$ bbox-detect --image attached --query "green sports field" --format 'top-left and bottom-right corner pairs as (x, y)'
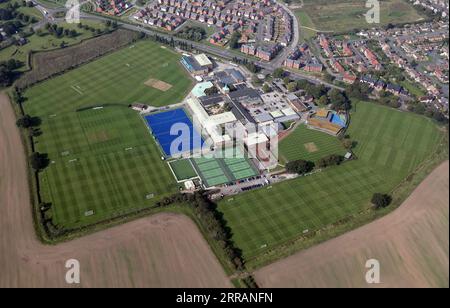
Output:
(169, 159), (198, 182)
(24, 40), (194, 116)
(24, 40), (193, 229)
(279, 124), (347, 163)
(218, 101), (443, 259)
(296, 0), (425, 34)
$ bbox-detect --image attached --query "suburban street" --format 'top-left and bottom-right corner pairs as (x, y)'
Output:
(32, 0), (344, 90)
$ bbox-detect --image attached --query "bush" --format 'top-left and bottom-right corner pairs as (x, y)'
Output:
(286, 159), (315, 175)
(371, 193), (392, 209)
(16, 115), (41, 128)
(273, 68), (285, 79)
(30, 152), (50, 171)
(317, 154), (344, 168)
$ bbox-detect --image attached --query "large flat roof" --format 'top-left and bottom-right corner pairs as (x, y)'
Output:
(191, 81), (214, 98)
(194, 54), (213, 67)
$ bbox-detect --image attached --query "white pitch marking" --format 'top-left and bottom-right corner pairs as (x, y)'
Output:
(71, 85), (83, 95)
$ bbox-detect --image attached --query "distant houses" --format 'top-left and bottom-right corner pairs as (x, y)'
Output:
(283, 45), (323, 73)
(360, 75), (406, 96)
(241, 43), (282, 61)
(96, 0), (132, 16)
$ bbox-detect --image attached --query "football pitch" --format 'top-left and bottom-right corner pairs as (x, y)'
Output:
(279, 124), (347, 163)
(24, 40), (194, 116)
(24, 40), (193, 229)
(218, 101), (443, 259)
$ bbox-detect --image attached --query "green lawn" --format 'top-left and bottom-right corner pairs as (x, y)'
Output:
(24, 40), (194, 116)
(279, 124), (347, 163)
(218, 101), (443, 259)
(37, 0), (66, 8)
(0, 21), (108, 70)
(295, 10), (317, 42)
(16, 5), (44, 21)
(401, 80), (427, 98)
(24, 40), (194, 229)
(296, 0), (425, 33)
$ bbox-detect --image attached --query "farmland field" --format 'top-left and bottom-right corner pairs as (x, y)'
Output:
(24, 40), (194, 229)
(218, 101), (444, 261)
(279, 124), (347, 163)
(295, 0), (425, 34)
(254, 161), (449, 288)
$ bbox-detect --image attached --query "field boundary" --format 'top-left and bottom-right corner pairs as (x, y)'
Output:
(4, 92), (236, 274)
(244, 125), (448, 269)
(15, 29), (139, 90)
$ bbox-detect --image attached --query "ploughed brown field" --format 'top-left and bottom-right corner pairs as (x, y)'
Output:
(254, 161), (449, 288)
(0, 93), (231, 288)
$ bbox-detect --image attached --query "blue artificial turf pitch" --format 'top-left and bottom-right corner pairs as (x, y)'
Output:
(144, 108), (204, 156)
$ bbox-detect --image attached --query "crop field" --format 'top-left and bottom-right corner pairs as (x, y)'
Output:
(254, 161), (449, 287)
(279, 124), (347, 163)
(24, 40), (194, 228)
(296, 0), (425, 33)
(218, 101), (443, 260)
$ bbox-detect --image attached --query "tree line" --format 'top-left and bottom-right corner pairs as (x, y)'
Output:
(0, 59), (22, 87)
(155, 191), (245, 272)
(175, 26), (206, 42)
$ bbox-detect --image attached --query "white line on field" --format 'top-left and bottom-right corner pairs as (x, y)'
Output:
(71, 86), (83, 95)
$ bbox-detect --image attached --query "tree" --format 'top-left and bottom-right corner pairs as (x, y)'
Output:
(324, 73), (335, 83)
(287, 81), (298, 92)
(286, 160), (315, 175)
(30, 152), (49, 171)
(346, 81), (371, 100)
(317, 95), (330, 106)
(329, 89), (351, 111)
(342, 138), (353, 150)
(371, 193), (392, 209)
(273, 68), (284, 79)
(262, 83), (271, 93)
(245, 62), (258, 73)
(228, 31), (241, 49)
(307, 84), (327, 99)
(16, 115), (40, 128)
(0, 65), (13, 87)
(317, 154), (344, 168)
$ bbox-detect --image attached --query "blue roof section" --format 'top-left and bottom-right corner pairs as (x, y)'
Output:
(181, 56), (203, 73)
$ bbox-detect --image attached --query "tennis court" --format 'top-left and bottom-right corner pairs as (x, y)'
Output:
(144, 108), (204, 156)
(191, 147), (259, 187)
